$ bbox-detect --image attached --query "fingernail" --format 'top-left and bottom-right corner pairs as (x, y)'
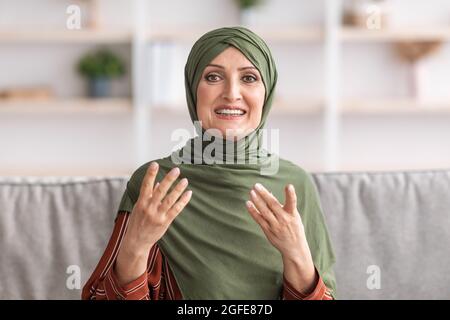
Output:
(150, 162), (158, 170)
(250, 190), (257, 198)
(170, 167), (180, 176)
(246, 201), (252, 208)
(254, 183), (263, 191)
(289, 184), (295, 192)
(186, 190), (192, 197)
(180, 178), (188, 186)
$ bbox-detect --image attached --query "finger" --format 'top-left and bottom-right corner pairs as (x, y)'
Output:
(158, 178), (189, 214)
(283, 184), (297, 214)
(253, 183), (285, 218)
(246, 200), (270, 231)
(151, 167), (180, 207)
(166, 190), (193, 220)
(140, 162), (159, 199)
(250, 189), (278, 228)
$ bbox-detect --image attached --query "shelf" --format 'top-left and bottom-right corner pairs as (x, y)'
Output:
(0, 27), (322, 45)
(7, 26), (441, 44)
(0, 166), (134, 177)
(5, 26), (450, 44)
(150, 98), (323, 116)
(341, 26), (450, 42)
(334, 162), (450, 173)
(341, 99), (450, 115)
(0, 29), (132, 44)
(4, 97), (444, 116)
(0, 98), (133, 114)
(147, 26), (323, 43)
(150, 98), (450, 116)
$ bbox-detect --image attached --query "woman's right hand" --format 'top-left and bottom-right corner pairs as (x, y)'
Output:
(124, 162), (192, 256)
(114, 162), (192, 286)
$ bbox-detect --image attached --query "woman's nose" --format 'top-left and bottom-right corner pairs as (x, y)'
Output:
(222, 79), (242, 102)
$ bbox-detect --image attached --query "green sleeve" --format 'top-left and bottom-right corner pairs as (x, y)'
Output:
(117, 182), (135, 214)
(298, 171), (338, 299)
(116, 161), (162, 216)
(116, 166), (146, 215)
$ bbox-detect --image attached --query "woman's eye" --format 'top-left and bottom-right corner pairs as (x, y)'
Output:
(205, 74), (221, 82)
(242, 75), (257, 83)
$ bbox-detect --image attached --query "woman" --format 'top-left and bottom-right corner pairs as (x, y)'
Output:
(82, 26), (336, 300)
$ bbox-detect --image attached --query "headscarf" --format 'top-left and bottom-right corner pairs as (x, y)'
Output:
(176, 26), (277, 166)
(118, 26), (337, 299)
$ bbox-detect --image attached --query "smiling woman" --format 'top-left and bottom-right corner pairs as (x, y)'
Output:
(82, 26), (336, 300)
(196, 46), (265, 140)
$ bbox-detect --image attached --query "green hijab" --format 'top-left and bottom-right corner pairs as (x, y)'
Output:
(118, 26), (337, 299)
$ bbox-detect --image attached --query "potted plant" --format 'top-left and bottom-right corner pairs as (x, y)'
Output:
(77, 49), (125, 98)
(235, 0), (265, 27)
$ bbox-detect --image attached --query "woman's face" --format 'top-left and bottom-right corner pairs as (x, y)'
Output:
(196, 46), (266, 141)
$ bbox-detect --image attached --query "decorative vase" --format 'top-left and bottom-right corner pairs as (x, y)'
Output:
(88, 77), (111, 98)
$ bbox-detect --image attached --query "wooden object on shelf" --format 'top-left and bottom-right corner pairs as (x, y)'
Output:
(0, 87), (54, 100)
(343, 0), (390, 30)
(394, 41), (443, 101)
(73, 0), (101, 29)
(88, 0), (101, 29)
(343, 11), (388, 30)
(394, 41), (442, 63)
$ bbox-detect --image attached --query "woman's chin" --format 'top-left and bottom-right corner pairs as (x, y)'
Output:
(204, 124), (253, 141)
(222, 129), (251, 141)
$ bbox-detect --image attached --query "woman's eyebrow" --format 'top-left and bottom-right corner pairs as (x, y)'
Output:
(206, 64), (257, 71)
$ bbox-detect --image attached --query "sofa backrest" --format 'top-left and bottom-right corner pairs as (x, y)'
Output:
(312, 170), (450, 299)
(0, 177), (127, 300)
(1, 170), (449, 299)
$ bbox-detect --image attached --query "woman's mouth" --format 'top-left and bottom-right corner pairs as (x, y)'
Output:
(214, 107), (246, 120)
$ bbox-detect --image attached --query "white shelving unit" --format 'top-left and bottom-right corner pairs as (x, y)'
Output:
(1, 0), (449, 175)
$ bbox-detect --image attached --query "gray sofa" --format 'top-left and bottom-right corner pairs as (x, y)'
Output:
(1, 170), (449, 299)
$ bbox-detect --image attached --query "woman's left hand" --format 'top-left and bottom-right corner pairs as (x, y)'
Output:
(246, 183), (309, 260)
(246, 183), (318, 293)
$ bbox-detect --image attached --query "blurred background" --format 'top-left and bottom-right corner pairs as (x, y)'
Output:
(0, 0), (450, 176)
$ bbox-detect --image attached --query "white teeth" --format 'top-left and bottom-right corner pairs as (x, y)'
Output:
(215, 109), (245, 115)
